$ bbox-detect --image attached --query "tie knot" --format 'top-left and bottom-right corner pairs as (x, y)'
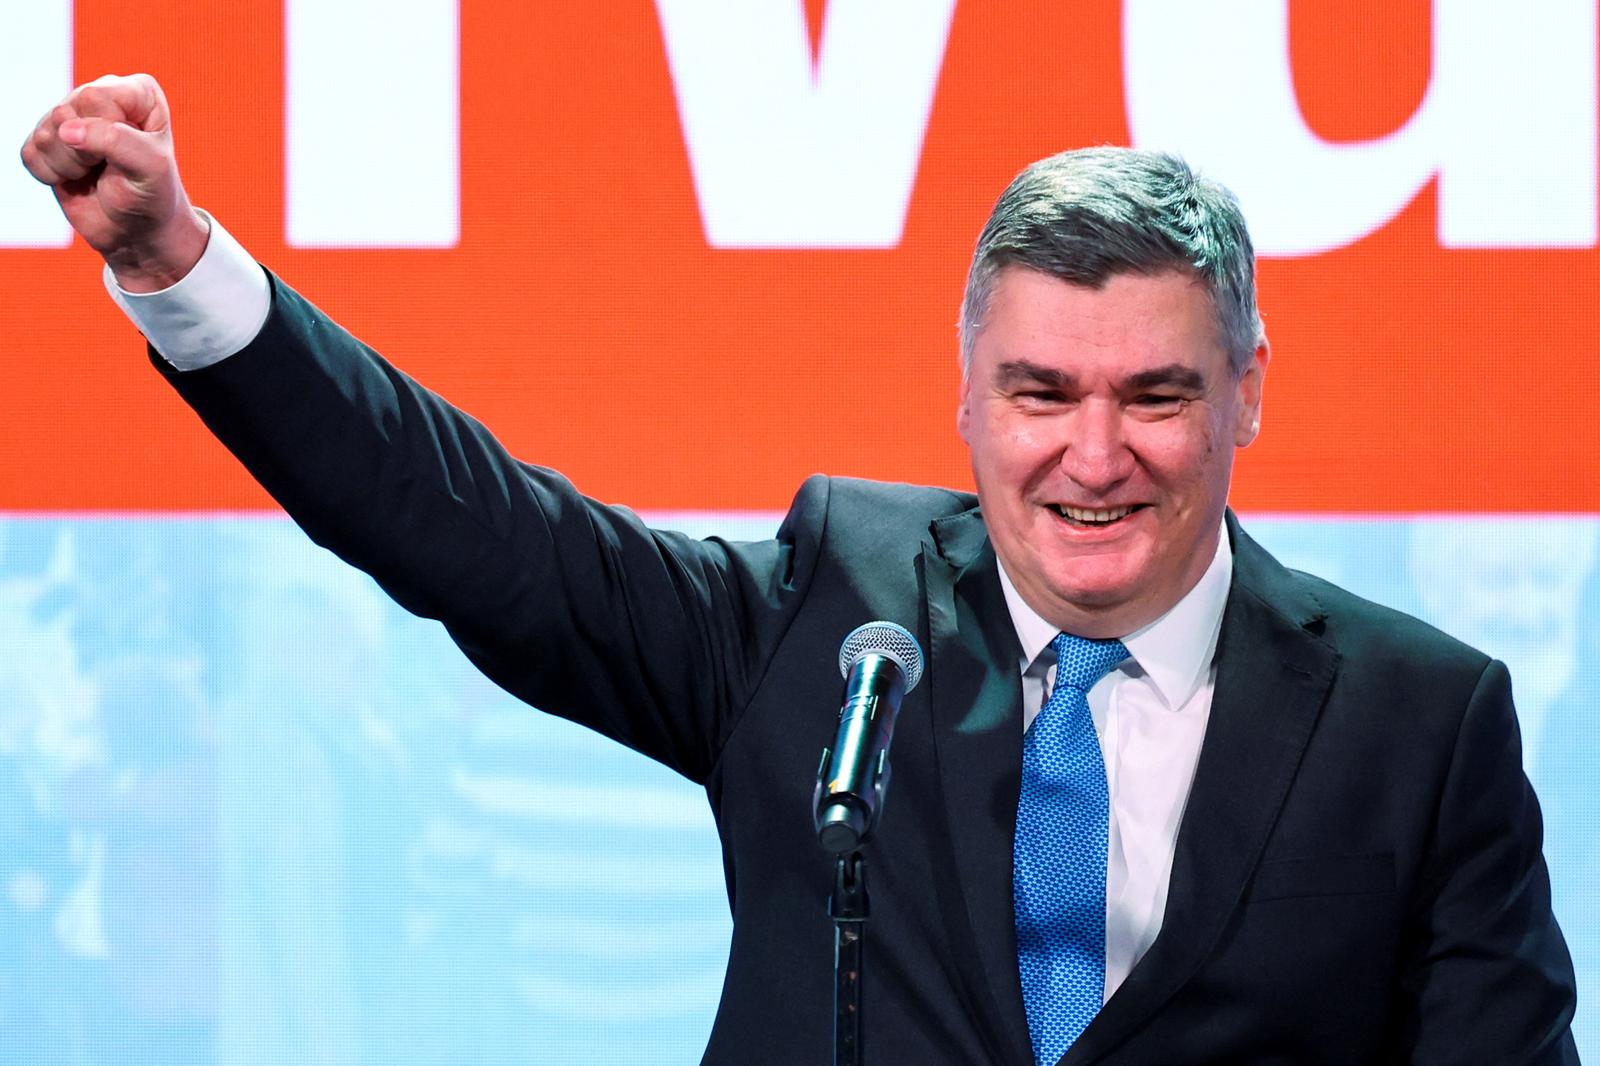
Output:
(1050, 632), (1128, 693)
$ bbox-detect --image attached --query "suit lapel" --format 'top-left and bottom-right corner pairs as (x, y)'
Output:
(922, 508), (1036, 1065)
(1065, 515), (1341, 1064)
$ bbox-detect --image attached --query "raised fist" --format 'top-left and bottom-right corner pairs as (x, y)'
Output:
(19, 73), (208, 292)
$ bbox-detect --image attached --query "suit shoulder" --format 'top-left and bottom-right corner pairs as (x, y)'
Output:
(1289, 568), (1491, 678)
(781, 475), (976, 534)
(822, 475), (975, 516)
(770, 476), (977, 590)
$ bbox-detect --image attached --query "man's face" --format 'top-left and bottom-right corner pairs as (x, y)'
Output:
(958, 267), (1267, 638)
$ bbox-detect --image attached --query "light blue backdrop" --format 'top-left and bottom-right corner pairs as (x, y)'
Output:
(0, 512), (1593, 1063)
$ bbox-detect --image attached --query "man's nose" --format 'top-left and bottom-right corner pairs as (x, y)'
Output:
(1060, 401), (1134, 493)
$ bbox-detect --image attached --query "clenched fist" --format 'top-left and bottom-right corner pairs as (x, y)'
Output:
(19, 73), (208, 293)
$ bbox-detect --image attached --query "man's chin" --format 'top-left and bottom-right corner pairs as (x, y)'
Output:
(1045, 581), (1140, 613)
(1043, 550), (1148, 600)
(997, 535), (1153, 624)
(1021, 563), (1139, 615)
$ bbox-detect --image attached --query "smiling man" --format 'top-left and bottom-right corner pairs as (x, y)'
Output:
(23, 77), (1578, 1064)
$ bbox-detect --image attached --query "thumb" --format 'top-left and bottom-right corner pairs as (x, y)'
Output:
(58, 117), (165, 182)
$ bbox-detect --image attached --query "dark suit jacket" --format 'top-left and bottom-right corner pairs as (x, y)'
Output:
(156, 275), (1578, 1064)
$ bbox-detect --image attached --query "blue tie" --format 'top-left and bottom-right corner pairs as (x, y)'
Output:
(1014, 632), (1128, 1065)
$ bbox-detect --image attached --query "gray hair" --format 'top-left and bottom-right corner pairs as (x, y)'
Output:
(959, 147), (1263, 375)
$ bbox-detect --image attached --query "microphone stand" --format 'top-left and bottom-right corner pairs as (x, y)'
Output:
(830, 850), (869, 1066)
(817, 624), (926, 1066)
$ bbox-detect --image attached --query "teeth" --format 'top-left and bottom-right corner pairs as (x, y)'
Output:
(1054, 504), (1134, 524)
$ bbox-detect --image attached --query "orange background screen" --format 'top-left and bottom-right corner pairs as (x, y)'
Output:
(3, 0), (1596, 514)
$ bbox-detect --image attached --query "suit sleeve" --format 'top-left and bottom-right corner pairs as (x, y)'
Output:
(1395, 658), (1579, 1064)
(151, 272), (823, 783)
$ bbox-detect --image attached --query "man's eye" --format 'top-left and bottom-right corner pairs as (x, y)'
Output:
(1132, 395), (1187, 414)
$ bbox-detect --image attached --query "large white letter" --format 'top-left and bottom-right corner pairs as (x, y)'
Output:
(286, 0), (459, 247)
(656, 0), (956, 248)
(1, 1), (73, 248)
(1124, 0), (1597, 256)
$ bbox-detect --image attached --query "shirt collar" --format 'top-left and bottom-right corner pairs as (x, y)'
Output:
(996, 522), (1234, 711)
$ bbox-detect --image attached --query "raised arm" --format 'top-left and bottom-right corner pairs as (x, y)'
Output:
(155, 275), (818, 780)
(21, 74), (819, 783)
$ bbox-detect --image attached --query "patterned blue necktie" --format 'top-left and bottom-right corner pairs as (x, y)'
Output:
(1014, 632), (1128, 1065)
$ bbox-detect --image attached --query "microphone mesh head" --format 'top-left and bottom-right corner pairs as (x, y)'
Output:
(837, 621), (925, 691)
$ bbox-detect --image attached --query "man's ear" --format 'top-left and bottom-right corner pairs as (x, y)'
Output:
(1234, 341), (1270, 447)
(956, 369), (973, 444)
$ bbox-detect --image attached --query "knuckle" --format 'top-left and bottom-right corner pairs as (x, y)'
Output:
(49, 102), (75, 127)
(133, 72), (164, 104)
(25, 154), (63, 183)
(77, 85), (106, 111)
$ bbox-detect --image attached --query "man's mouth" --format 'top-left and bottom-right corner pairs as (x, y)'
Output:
(1047, 503), (1147, 528)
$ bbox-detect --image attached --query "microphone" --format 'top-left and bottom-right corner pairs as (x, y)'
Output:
(814, 621), (926, 855)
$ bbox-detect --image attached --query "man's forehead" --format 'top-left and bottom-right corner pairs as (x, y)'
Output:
(975, 267), (1230, 376)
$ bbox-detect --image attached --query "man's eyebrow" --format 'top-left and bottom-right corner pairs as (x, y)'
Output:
(1123, 364), (1207, 392)
(995, 361), (1076, 390)
(994, 360), (1208, 393)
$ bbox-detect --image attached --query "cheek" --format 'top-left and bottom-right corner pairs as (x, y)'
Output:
(1005, 421), (1057, 460)
(980, 417), (1059, 476)
(1127, 420), (1214, 472)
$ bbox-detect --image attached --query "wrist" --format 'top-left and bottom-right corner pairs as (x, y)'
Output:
(106, 208), (211, 294)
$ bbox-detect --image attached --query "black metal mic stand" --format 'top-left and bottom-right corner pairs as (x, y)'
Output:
(830, 850), (869, 1066)
(817, 623), (927, 1066)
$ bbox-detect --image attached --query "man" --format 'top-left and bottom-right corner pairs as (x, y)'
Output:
(23, 74), (1577, 1063)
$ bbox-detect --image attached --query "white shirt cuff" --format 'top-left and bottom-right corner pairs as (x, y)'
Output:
(102, 209), (272, 371)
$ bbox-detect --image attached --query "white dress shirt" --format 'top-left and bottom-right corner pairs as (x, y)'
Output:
(998, 530), (1231, 1003)
(104, 211), (270, 370)
(108, 212), (1232, 1008)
